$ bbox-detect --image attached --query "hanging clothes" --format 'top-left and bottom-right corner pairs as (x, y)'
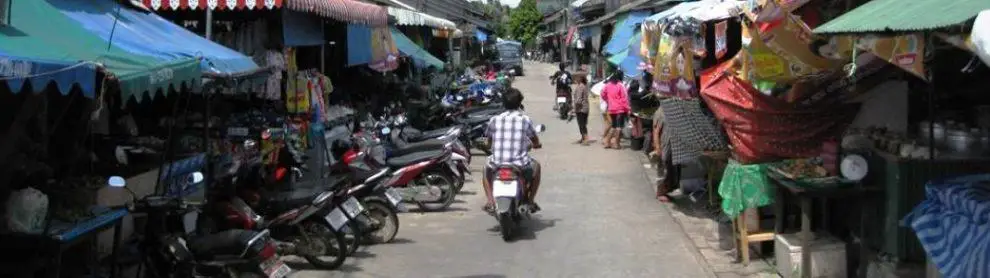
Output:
(254, 49), (285, 100)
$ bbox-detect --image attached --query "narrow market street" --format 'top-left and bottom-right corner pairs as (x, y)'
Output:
(292, 61), (713, 278)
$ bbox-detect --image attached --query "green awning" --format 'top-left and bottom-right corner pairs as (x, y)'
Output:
(0, 0), (201, 102)
(814, 0), (990, 34)
(607, 49), (629, 65)
(390, 27), (445, 69)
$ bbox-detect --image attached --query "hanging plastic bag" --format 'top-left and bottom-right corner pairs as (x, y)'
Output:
(3, 187), (48, 234)
(590, 79), (607, 96)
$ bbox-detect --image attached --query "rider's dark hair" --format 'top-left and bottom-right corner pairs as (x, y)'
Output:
(502, 88), (524, 110)
(558, 63), (567, 71)
(609, 72), (623, 83)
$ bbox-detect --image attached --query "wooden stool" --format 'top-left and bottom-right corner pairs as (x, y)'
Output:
(734, 208), (775, 266)
(703, 151), (729, 208)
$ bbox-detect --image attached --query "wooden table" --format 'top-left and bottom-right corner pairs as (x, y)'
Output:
(769, 173), (882, 278)
(0, 208), (127, 278)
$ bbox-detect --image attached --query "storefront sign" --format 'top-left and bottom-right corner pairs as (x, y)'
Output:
(0, 58), (33, 78)
(737, 25), (797, 82)
(754, 5), (836, 76)
(148, 68), (175, 85)
(715, 21), (728, 59)
(856, 34), (926, 79)
(744, 0), (786, 23)
(692, 25), (707, 57)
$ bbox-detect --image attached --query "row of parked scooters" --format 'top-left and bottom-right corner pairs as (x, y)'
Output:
(103, 73), (511, 278)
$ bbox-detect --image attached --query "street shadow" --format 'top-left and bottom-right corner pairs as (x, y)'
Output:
(458, 190), (478, 195)
(486, 216), (560, 242)
(446, 275), (508, 278)
(406, 206), (470, 213)
(669, 192), (720, 220)
(285, 261), (364, 273)
(387, 238), (416, 244)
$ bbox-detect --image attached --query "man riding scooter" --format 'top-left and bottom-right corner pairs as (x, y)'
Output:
(481, 88), (543, 213)
(550, 63), (573, 118)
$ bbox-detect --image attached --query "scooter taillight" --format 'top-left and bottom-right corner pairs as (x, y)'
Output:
(258, 242), (277, 260)
(497, 169), (515, 180)
(343, 149), (359, 165)
(274, 167), (287, 181)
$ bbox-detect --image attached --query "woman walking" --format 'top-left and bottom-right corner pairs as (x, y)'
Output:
(600, 74), (629, 149)
(571, 74), (591, 145)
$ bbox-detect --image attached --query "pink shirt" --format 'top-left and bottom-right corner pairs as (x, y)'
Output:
(601, 82), (630, 114)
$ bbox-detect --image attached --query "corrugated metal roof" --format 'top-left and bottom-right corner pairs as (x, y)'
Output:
(814, 0), (990, 34)
(577, 0), (676, 28)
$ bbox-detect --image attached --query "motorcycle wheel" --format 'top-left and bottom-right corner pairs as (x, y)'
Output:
(498, 212), (514, 241)
(300, 220), (348, 270)
(559, 104), (569, 120)
(415, 172), (458, 211)
(360, 200), (399, 244)
(343, 219), (362, 256)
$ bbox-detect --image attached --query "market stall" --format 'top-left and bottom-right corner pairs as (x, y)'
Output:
(812, 0), (990, 276)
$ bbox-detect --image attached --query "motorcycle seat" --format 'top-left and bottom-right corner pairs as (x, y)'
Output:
(455, 116), (491, 126)
(386, 150), (447, 168)
(404, 126), (458, 142)
(262, 186), (327, 215)
(389, 140), (449, 157)
(186, 229), (262, 260)
(463, 104), (503, 115)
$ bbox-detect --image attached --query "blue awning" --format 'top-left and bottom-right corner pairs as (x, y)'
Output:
(390, 27), (445, 69)
(51, 0), (259, 76)
(475, 30), (489, 42)
(0, 53), (98, 97)
(603, 10), (651, 55)
(606, 31), (644, 78)
(283, 10), (325, 47)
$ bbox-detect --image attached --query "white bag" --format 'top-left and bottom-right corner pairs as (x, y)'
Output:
(3, 187), (49, 234)
(590, 80), (606, 96)
(973, 10), (990, 67)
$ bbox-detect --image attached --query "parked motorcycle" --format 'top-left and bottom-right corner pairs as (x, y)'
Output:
(107, 174), (293, 278)
(489, 124), (547, 241)
(209, 148), (351, 270)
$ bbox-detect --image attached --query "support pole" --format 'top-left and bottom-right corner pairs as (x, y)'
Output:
(320, 23), (326, 73)
(205, 9), (213, 40)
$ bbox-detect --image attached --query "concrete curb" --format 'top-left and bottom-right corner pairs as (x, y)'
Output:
(635, 153), (721, 278)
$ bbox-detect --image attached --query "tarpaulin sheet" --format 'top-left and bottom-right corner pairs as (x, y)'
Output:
(57, 0), (258, 76)
(390, 27), (444, 69)
(903, 174), (990, 278)
(3, 0), (201, 102)
(699, 62), (859, 164)
(603, 10), (651, 55)
(283, 10), (325, 47)
(0, 52), (97, 97)
(347, 24), (399, 72)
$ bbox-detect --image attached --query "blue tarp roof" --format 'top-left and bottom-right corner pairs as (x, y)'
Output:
(52, 0), (259, 75)
(390, 27), (445, 69)
(0, 52), (98, 97)
(603, 10), (651, 55)
(476, 30), (489, 42)
(606, 31), (644, 78)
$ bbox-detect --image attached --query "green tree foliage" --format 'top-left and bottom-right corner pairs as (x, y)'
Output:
(506, 0), (541, 46)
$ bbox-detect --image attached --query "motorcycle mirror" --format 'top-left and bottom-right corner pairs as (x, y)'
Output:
(243, 139), (257, 149)
(535, 124), (547, 133)
(188, 172), (205, 184)
(107, 176), (127, 188)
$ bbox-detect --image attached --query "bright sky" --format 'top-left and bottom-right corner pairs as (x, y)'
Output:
(470, 0), (521, 8)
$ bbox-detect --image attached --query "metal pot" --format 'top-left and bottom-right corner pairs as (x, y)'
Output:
(945, 128), (978, 152)
(918, 121), (945, 145)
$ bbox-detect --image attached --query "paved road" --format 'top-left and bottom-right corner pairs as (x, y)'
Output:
(293, 61), (712, 278)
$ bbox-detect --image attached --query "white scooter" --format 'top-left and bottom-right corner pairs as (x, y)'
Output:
(490, 124), (546, 241)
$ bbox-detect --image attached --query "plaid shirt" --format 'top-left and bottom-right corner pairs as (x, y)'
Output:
(485, 110), (536, 166)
